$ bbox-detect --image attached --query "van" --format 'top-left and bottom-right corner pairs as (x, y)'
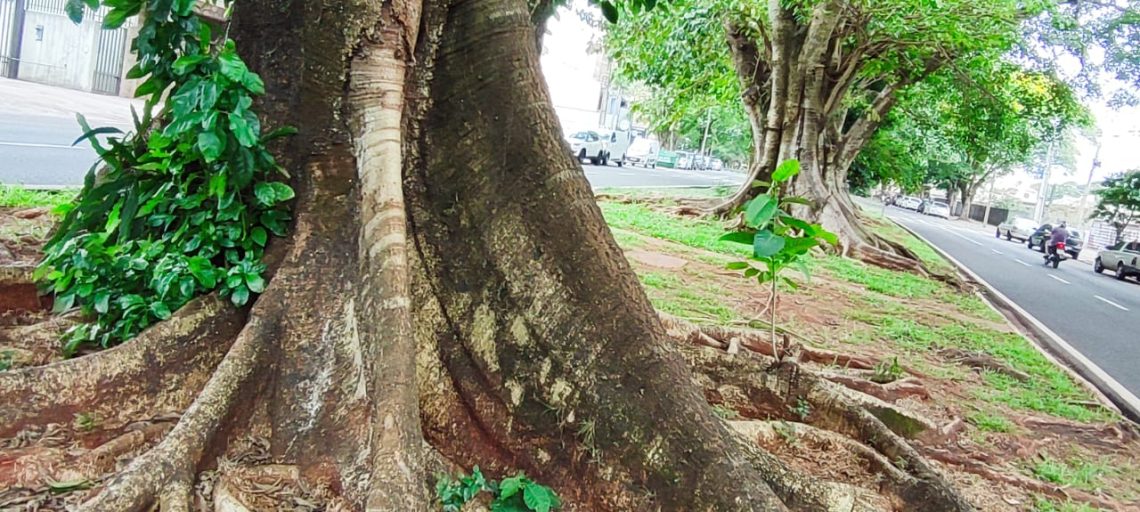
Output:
(598, 128), (634, 167)
(624, 138), (661, 168)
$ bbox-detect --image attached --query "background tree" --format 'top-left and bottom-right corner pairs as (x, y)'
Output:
(1091, 170), (1140, 244)
(606, 0), (1137, 270)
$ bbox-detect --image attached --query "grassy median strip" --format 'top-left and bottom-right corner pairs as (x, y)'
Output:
(599, 198), (1114, 423)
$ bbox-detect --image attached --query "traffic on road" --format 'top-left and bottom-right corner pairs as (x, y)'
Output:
(879, 203), (1140, 399)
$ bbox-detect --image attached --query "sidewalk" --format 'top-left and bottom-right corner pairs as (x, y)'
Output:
(0, 78), (141, 126)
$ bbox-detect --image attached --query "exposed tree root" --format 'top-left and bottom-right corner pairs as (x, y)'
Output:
(1016, 416), (1139, 452)
(920, 447), (1130, 511)
(76, 308), (272, 511)
(819, 372), (931, 402)
(676, 329), (973, 510)
(940, 348), (1031, 382)
(731, 419), (912, 490)
(0, 295), (244, 438)
(661, 312), (878, 369)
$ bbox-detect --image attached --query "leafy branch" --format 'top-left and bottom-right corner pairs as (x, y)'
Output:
(38, 0), (294, 353)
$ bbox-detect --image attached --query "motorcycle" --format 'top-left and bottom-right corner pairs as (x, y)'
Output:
(1043, 242), (1066, 268)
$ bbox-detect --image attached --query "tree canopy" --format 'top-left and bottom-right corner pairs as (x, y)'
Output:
(1091, 170), (1140, 243)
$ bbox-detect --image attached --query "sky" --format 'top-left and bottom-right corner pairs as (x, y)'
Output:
(539, 3), (1140, 186)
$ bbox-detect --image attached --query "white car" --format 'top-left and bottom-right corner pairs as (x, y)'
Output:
(597, 128), (634, 167)
(896, 196), (922, 210)
(624, 137), (660, 168)
(995, 217), (1038, 242)
(926, 202), (950, 219)
(566, 131), (607, 165)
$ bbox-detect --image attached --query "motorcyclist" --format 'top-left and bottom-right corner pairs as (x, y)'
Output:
(1044, 221), (1068, 265)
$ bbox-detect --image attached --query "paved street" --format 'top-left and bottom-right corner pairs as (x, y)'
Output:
(880, 204), (1140, 397)
(583, 163), (745, 189)
(0, 78), (137, 188)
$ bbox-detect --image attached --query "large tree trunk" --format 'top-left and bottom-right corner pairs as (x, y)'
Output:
(0, 0), (975, 510)
(712, 0), (938, 271)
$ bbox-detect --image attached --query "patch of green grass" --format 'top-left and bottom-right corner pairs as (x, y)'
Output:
(638, 271), (682, 290)
(599, 202), (749, 258)
(610, 228), (647, 249)
(967, 410), (1015, 433)
(819, 256), (942, 298)
(0, 185), (75, 209)
(1031, 455), (1116, 492)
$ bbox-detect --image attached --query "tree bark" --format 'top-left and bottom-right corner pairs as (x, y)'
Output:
(0, 0), (974, 510)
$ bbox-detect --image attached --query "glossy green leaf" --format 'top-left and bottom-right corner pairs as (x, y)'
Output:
(752, 230), (785, 258)
(719, 231), (754, 245)
(743, 194), (777, 228)
(771, 160), (800, 183)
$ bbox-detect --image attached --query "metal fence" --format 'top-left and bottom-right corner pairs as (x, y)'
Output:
(0, 0), (128, 94)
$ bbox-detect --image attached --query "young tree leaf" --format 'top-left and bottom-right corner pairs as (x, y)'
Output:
(752, 230), (786, 258)
(65, 0), (86, 23)
(718, 231), (754, 245)
(771, 159), (800, 183)
(498, 475), (527, 499)
(725, 261), (750, 270)
(744, 195), (777, 228)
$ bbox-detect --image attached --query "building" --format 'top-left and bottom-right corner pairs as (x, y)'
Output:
(0, 0), (132, 95)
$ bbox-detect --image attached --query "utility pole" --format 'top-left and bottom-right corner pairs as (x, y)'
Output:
(699, 110), (712, 156)
(1032, 126), (1058, 223)
(1074, 140), (1102, 231)
(982, 177), (996, 226)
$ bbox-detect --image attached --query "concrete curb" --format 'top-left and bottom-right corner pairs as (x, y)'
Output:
(892, 218), (1140, 424)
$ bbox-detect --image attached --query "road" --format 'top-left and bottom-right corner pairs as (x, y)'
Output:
(0, 113), (126, 187)
(582, 163), (745, 189)
(881, 204), (1140, 397)
(0, 117), (745, 189)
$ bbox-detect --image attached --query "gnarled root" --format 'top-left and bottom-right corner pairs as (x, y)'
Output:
(0, 295), (244, 438)
(818, 372), (931, 402)
(920, 447), (1129, 511)
(76, 308), (273, 511)
(940, 348), (1030, 382)
(679, 337), (973, 511)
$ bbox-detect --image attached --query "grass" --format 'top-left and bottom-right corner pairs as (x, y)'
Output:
(0, 185), (75, 210)
(967, 410), (1016, 433)
(599, 198), (1114, 423)
(598, 202), (750, 258)
(1033, 497), (1103, 512)
(1030, 455), (1116, 492)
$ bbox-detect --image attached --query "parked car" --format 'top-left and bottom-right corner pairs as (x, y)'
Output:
(1094, 240), (1140, 281)
(896, 196), (922, 210)
(1027, 224), (1083, 259)
(624, 137), (661, 168)
(925, 202), (951, 219)
(996, 217), (1038, 242)
(566, 131), (607, 165)
(675, 151), (695, 170)
(710, 158), (724, 171)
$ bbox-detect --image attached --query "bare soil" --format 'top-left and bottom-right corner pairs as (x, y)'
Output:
(0, 207), (61, 369)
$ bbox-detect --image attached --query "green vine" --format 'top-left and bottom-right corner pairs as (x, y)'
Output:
(435, 467), (561, 512)
(37, 0), (293, 354)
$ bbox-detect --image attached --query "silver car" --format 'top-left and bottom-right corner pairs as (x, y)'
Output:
(996, 217), (1038, 242)
(1094, 241), (1140, 281)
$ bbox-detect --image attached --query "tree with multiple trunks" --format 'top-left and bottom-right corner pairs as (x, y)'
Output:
(1090, 170), (1140, 244)
(606, 0), (1138, 271)
(0, 0), (984, 511)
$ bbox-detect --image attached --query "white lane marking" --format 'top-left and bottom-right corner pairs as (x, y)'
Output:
(1015, 259), (1031, 267)
(1048, 275), (1071, 284)
(0, 141), (85, 150)
(939, 227), (982, 246)
(1094, 295), (1130, 311)
(991, 249), (1004, 255)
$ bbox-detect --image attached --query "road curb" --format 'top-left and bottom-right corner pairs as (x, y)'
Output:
(892, 218), (1140, 424)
